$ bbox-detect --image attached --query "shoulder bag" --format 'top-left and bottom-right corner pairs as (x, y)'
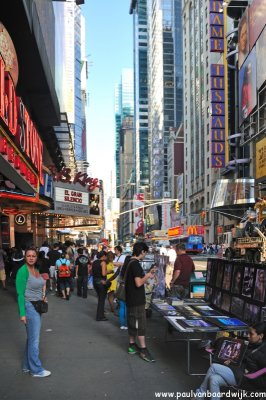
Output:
(115, 261), (132, 302)
(31, 300), (48, 314)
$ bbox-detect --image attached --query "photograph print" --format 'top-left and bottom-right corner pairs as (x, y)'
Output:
(243, 302), (261, 325)
(232, 264), (243, 294)
(230, 297), (244, 320)
(242, 266), (255, 298)
(89, 193), (100, 216)
(254, 268), (266, 303)
(221, 293), (231, 313)
(222, 263), (232, 291)
(215, 261), (224, 288)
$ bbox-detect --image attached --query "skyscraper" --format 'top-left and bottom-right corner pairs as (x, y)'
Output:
(130, 0), (150, 191)
(147, 0), (183, 200)
(115, 68), (134, 197)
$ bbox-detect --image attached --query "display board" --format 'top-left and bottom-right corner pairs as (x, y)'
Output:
(205, 259), (266, 324)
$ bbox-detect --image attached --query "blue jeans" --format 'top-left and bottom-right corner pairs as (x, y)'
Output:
(119, 300), (127, 327)
(22, 301), (44, 374)
(196, 363), (237, 400)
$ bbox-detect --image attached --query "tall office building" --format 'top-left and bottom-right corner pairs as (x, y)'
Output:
(130, 0), (150, 191)
(183, 0), (218, 242)
(53, 2), (88, 171)
(147, 0), (183, 200)
(115, 69), (134, 197)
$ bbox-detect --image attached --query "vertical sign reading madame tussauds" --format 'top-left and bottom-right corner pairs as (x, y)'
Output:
(209, 1), (226, 168)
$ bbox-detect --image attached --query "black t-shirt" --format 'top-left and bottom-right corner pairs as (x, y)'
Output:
(125, 259), (145, 307)
(38, 258), (50, 274)
(76, 255), (89, 277)
(47, 250), (61, 266)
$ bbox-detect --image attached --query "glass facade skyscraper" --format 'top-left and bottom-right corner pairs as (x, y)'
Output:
(147, 0), (183, 199)
(115, 69), (134, 197)
(130, 0), (150, 191)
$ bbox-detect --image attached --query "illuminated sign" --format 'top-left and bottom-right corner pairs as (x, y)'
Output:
(0, 53), (43, 185)
(209, 1), (226, 169)
(15, 214), (26, 225)
(50, 166), (101, 192)
(54, 186), (89, 217)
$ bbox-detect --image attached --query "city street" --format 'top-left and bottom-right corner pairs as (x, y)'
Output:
(0, 285), (208, 400)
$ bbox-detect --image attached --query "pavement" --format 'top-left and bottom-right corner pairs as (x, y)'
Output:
(0, 284), (209, 400)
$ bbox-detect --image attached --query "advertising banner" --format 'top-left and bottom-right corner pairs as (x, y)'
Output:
(256, 26), (266, 89)
(211, 179), (255, 208)
(249, 0), (266, 51)
(256, 137), (266, 180)
(239, 48), (257, 125)
(238, 9), (249, 69)
(134, 193), (144, 235)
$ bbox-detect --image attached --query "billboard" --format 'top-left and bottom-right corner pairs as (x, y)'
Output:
(239, 48), (257, 125)
(256, 26), (266, 89)
(211, 179), (255, 209)
(134, 193), (144, 235)
(238, 9), (249, 69)
(54, 186), (89, 216)
(249, 0), (266, 51)
(256, 137), (266, 180)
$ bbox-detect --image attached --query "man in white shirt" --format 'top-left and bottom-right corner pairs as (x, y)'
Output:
(167, 246), (177, 266)
(113, 245), (126, 272)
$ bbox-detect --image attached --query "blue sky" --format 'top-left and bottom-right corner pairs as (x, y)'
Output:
(84, 1), (133, 195)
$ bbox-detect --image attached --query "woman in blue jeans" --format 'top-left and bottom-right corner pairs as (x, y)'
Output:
(16, 248), (50, 378)
(195, 322), (266, 399)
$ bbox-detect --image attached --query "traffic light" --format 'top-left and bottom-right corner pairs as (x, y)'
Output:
(175, 201), (180, 213)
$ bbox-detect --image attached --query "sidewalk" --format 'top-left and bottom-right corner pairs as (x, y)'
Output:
(0, 285), (206, 400)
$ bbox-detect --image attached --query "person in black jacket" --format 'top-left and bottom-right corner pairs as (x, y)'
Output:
(92, 251), (108, 321)
(195, 322), (266, 398)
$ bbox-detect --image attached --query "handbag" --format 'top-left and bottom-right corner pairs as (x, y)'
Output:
(31, 300), (48, 314)
(115, 261), (132, 302)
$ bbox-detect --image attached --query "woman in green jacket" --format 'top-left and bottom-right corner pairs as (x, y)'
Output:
(16, 248), (51, 378)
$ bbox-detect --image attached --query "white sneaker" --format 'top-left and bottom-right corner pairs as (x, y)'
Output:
(32, 370), (51, 378)
(120, 326), (128, 330)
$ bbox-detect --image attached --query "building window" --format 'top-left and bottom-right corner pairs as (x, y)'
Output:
(207, 157), (209, 168)
(207, 192), (210, 204)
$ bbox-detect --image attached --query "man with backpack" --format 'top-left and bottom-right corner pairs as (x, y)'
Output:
(75, 248), (90, 298)
(56, 252), (71, 300)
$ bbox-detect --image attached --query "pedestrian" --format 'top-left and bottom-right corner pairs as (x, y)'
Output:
(38, 251), (50, 294)
(106, 251), (116, 312)
(39, 241), (50, 259)
(125, 242), (156, 362)
(195, 322), (266, 397)
(0, 246), (7, 290)
(75, 248), (90, 298)
(10, 249), (24, 283)
(113, 245), (126, 272)
(15, 247), (51, 378)
(47, 243), (61, 291)
(56, 252), (71, 300)
(169, 243), (195, 299)
(92, 251), (109, 321)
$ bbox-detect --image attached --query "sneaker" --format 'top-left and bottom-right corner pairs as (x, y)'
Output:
(32, 370), (51, 378)
(128, 343), (139, 355)
(139, 348), (155, 362)
(66, 294), (70, 300)
(120, 326), (127, 330)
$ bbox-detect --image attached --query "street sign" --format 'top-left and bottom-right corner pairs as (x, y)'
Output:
(15, 214), (26, 225)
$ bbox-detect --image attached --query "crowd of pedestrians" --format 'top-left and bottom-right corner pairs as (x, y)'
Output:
(0, 240), (161, 378)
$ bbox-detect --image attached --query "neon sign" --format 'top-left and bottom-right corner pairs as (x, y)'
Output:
(50, 166), (102, 192)
(0, 53), (43, 185)
(209, 1), (226, 168)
